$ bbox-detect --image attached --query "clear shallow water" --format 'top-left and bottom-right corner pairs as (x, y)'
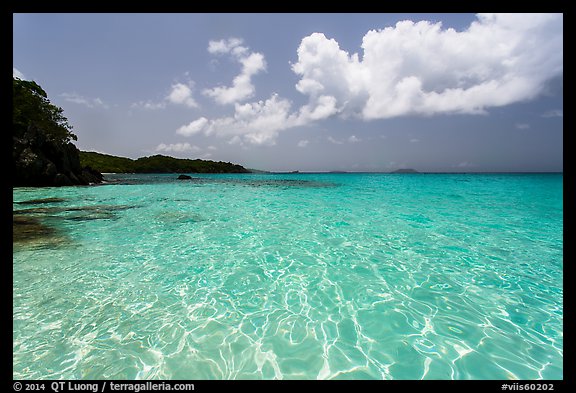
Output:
(13, 173), (563, 380)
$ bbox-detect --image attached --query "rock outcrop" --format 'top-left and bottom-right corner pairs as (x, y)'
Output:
(13, 124), (103, 187)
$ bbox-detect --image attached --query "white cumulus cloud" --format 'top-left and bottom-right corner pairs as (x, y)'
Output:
(208, 37), (247, 56)
(348, 135), (361, 143)
(177, 14), (562, 146)
(204, 38), (267, 105)
(292, 13), (563, 120)
(167, 82), (198, 108)
(297, 140), (309, 147)
(177, 94), (298, 145)
(176, 117), (209, 136)
(297, 95), (339, 122)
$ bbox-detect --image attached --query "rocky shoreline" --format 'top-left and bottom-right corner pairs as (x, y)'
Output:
(13, 124), (103, 187)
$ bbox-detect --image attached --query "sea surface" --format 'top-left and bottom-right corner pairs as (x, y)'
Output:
(13, 173), (563, 380)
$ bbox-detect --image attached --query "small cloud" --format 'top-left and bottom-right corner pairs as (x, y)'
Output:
(182, 93), (294, 146)
(13, 67), (25, 79)
(155, 142), (200, 153)
(208, 38), (246, 55)
(200, 152), (213, 159)
(207, 145), (217, 151)
(176, 117), (209, 137)
(131, 100), (166, 110)
(134, 77), (197, 110)
(348, 135), (361, 143)
(410, 138), (420, 143)
(203, 38), (267, 105)
(228, 136), (244, 145)
(515, 123), (530, 130)
(542, 109), (563, 118)
(208, 58), (220, 72)
(297, 139), (309, 148)
(456, 161), (475, 168)
(167, 82), (198, 108)
(328, 136), (343, 145)
(61, 93), (109, 109)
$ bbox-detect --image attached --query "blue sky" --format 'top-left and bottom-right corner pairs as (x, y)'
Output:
(13, 13), (563, 172)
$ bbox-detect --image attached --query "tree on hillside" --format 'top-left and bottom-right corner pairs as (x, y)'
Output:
(13, 77), (103, 186)
(13, 77), (77, 143)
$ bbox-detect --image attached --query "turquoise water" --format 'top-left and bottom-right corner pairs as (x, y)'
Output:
(13, 173), (563, 380)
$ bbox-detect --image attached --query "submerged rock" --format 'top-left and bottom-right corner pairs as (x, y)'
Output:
(13, 215), (56, 243)
(13, 203), (136, 248)
(13, 214), (71, 250)
(177, 174), (192, 180)
(15, 197), (66, 205)
(14, 204), (137, 218)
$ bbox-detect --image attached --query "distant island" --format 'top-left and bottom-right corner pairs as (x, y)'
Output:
(391, 168), (419, 173)
(80, 151), (249, 174)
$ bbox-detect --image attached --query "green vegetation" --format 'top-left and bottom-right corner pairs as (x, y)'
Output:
(78, 152), (134, 173)
(13, 77), (102, 186)
(13, 75), (248, 182)
(80, 151), (250, 174)
(13, 77), (77, 143)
